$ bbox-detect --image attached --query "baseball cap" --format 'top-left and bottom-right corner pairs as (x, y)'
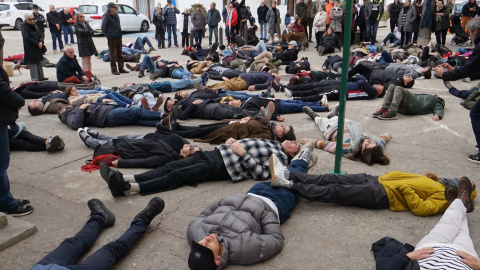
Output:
(288, 40), (297, 46)
(107, 2), (118, 9)
(188, 241), (216, 270)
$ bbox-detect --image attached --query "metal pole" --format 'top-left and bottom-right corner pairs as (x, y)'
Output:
(219, 27), (223, 46)
(330, 0), (353, 175)
(244, 22), (248, 44)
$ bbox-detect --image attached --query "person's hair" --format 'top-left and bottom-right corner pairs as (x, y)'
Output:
(211, 2), (216, 7)
(348, 146), (390, 165)
(65, 86), (74, 97)
(425, 172), (441, 181)
(28, 103), (43, 116)
(280, 126), (296, 141)
(288, 75), (305, 85)
(291, 65), (302, 74)
(378, 85), (386, 97)
(174, 92), (185, 101)
(323, 27), (334, 37)
(75, 12), (84, 22)
(423, 69), (432, 79)
(24, 13), (33, 19)
(49, 4), (55, 8)
(403, 78), (415, 88)
(195, 4), (201, 8)
(334, 0), (340, 2)
(219, 44), (226, 50)
(466, 17), (480, 31)
(320, 4), (325, 10)
(295, 17), (302, 24)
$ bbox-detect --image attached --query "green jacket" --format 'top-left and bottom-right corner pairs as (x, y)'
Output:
(462, 90), (480, 110)
(401, 93), (445, 118)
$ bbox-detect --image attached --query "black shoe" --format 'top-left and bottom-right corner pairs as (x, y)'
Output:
(39, 77), (49, 81)
(138, 70), (145, 78)
(171, 105), (181, 127)
(77, 128), (90, 147)
(15, 199), (30, 205)
(83, 127), (99, 139)
(377, 110), (398, 120)
(271, 81), (282, 92)
(126, 64), (135, 71)
(150, 69), (162, 80)
(6, 204), (34, 217)
(217, 88), (226, 94)
(134, 197), (165, 225)
(88, 199), (116, 227)
(46, 135), (65, 152)
(119, 69), (129, 74)
(467, 152), (480, 164)
(261, 86), (272, 98)
(318, 46), (325, 56)
(99, 163), (130, 197)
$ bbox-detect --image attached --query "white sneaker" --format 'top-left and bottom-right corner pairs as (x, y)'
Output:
(284, 88), (293, 98)
(321, 94), (328, 108)
(269, 154), (291, 188)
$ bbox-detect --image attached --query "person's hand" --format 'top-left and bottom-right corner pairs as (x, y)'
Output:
(276, 116), (285, 122)
(52, 90), (63, 94)
(101, 98), (114, 103)
(79, 103), (90, 110)
(56, 24), (60, 30)
(192, 99), (204, 105)
(111, 160), (118, 167)
(442, 63), (454, 71)
(321, 66), (327, 71)
(225, 138), (237, 145)
(432, 115), (440, 121)
(239, 116), (251, 123)
(406, 247), (435, 261)
(433, 66), (445, 78)
(82, 75), (89, 82)
(230, 142), (246, 156)
(248, 85), (255, 91)
(457, 250), (480, 269)
(384, 132), (393, 139)
(38, 42), (43, 49)
(300, 138), (310, 144)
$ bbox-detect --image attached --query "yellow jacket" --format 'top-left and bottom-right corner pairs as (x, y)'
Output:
(378, 171), (477, 216)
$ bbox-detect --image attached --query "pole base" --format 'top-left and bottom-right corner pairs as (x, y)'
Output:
(329, 169), (347, 175)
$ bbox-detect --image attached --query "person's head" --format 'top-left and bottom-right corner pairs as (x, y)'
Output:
(334, 0), (340, 6)
(348, 137), (390, 165)
(157, 6), (162, 12)
(63, 7), (69, 14)
(49, 5), (55, 12)
(436, 0), (443, 8)
(288, 74), (305, 85)
(466, 17), (480, 43)
(301, 0), (305, 2)
(229, 2), (234, 8)
(295, 17), (302, 26)
(180, 144), (202, 158)
(227, 99), (242, 107)
(288, 40), (297, 49)
(402, 75), (415, 88)
(470, 0), (476, 4)
(416, 0), (422, 5)
(275, 124), (296, 142)
(363, 0), (368, 4)
(287, 23), (294, 31)
(184, 8), (189, 14)
(281, 140), (301, 160)
(164, 97), (177, 112)
(64, 46), (75, 58)
(272, 1), (277, 8)
(24, 14), (34, 25)
(422, 68), (432, 79)
(174, 90), (189, 100)
(188, 237), (221, 270)
(261, 0), (265, 6)
(28, 99), (44, 116)
(319, 4), (325, 11)
(107, 2), (118, 14)
(195, 4), (201, 11)
(65, 86), (80, 97)
(167, 0), (172, 5)
(325, 27), (334, 35)
(373, 84), (385, 97)
(76, 12), (85, 23)
(33, 4), (39, 14)
(404, 0), (411, 6)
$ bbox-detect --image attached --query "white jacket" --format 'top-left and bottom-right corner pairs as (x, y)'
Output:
(177, 13), (193, 33)
(313, 11), (327, 32)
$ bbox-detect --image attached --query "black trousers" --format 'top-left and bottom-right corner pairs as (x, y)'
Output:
(289, 172), (389, 209)
(9, 130), (46, 151)
(288, 79), (339, 92)
(155, 27), (165, 48)
(303, 17), (313, 41)
(160, 122), (229, 139)
(347, 63), (373, 79)
(435, 29), (448, 46)
(108, 39), (124, 72)
(390, 19), (398, 33)
(181, 30), (189, 47)
(400, 28), (411, 46)
(315, 31), (324, 48)
(135, 149), (230, 194)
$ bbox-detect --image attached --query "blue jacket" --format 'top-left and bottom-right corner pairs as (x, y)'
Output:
(346, 75), (378, 100)
(30, 264), (69, 270)
(371, 236), (420, 270)
(163, 5), (180, 25)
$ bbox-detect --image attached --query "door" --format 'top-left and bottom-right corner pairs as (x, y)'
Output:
(120, 4), (139, 31)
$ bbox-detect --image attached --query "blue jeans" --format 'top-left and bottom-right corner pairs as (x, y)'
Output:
(449, 86), (478, 99)
(209, 26), (218, 45)
(171, 68), (191, 79)
(259, 22), (267, 39)
(379, 50), (394, 65)
(97, 92), (133, 107)
(148, 77), (202, 92)
(194, 30), (203, 44)
(0, 126), (17, 212)
(219, 91), (260, 101)
(383, 32), (400, 46)
(78, 89), (108, 95)
(166, 24), (178, 46)
(471, 99), (480, 146)
(134, 36), (152, 50)
(62, 25), (74, 44)
(105, 107), (162, 127)
(365, 19), (379, 44)
(278, 100), (327, 114)
(255, 40), (267, 54)
(34, 215), (147, 269)
(51, 31), (64, 51)
(122, 47), (145, 55)
(140, 55), (156, 73)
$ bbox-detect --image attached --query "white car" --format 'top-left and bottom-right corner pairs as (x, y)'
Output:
(0, 2), (46, 30)
(78, 4), (149, 33)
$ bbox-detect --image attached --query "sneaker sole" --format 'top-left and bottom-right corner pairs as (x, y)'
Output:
(377, 116), (398, 120)
(467, 157), (480, 164)
(7, 208), (34, 217)
(46, 135), (62, 152)
(269, 154), (277, 184)
(99, 163), (112, 185)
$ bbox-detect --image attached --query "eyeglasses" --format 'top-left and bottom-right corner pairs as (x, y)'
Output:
(189, 145), (198, 153)
(26, 18), (34, 21)
(79, 16), (84, 18)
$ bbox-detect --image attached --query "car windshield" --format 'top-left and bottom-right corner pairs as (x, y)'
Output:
(14, 3), (32, 10)
(79, 5), (98, 14)
(0, 4), (9, 11)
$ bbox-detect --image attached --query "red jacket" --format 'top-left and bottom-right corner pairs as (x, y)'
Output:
(293, 23), (305, 33)
(226, 9), (237, 27)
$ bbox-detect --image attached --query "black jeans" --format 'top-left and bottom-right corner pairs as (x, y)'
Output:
(400, 28), (411, 46)
(315, 31), (324, 48)
(34, 215), (147, 270)
(289, 172), (389, 209)
(390, 19), (398, 33)
(155, 27), (165, 48)
(9, 130), (46, 151)
(135, 149), (230, 194)
(347, 63), (373, 78)
(435, 29), (448, 46)
(181, 30), (189, 47)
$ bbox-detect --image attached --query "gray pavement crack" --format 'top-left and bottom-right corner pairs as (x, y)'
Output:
(38, 154), (91, 174)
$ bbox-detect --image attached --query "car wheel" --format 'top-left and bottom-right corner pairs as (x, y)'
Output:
(14, 18), (23, 30)
(140, 20), (149, 32)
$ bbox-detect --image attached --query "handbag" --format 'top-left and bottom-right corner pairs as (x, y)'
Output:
(41, 45), (47, 54)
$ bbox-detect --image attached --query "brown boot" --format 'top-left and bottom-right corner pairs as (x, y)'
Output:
(444, 186), (458, 204)
(457, 177), (474, 213)
(162, 113), (172, 129)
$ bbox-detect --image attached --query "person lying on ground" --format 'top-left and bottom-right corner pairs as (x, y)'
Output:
(251, 40), (299, 65)
(14, 80), (105, 99)
(347, 61), (416, 89)
(182, 42), (219, 61)
(270, 152), (477, 216)
(65, 86), (133, 108)
(58, 103), (166, 130)
(30, 198), (165, 270)
(287, 70), (341, 85)
(8, 122), (65, 152)
(77, 128), (201, 168)
(98, 138), (301, 197)
(197, 71), (279, 91)
(443, 81), (480, 110)
(300, 109), (392, 165)
(130, 55), (195, 79)
(372, 84), (445, 120)
(116, 83), (164, 111)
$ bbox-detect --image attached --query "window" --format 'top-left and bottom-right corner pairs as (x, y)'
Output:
(79, 5), (98, 14)
(0, 4), (10, 11)
(14, 3), (32, 10)
(122, 5), (137, 15)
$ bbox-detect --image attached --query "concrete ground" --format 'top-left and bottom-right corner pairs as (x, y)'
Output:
(1, 25), (479, 270)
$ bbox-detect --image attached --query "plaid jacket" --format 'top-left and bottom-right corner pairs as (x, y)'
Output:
(163, 5), (180, 25)
(218, 138), (288, 182)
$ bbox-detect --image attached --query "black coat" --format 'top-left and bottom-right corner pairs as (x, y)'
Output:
(257, 5), (269, 23)
(60, 103), (116, 130)
(46, 11), (61, 33)
(443, 30), (480, 81)
(101, 11), (122, 40)
(371, 237), (419, 270)
(56, 54), (86, 82)
(369, 69), (404, 89)
(59, 10), (73, 26)
(0, 67), (24, 127)
(21, 22), (44, 64)
(153, 11), (166, 32)
(273, 48), (299, 65)
(389, 1), (403, 22)
(33, 12), (45, 33)
(320, 34), (341, 50)
(74, 21), (97, 57)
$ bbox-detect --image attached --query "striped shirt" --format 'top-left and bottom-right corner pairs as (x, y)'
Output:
(419, 246), (473, 270)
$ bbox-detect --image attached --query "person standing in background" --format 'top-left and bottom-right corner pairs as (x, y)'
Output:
(365, 0), (385, 44)
(207, 2), (221, 46)
(153, 6), (166, 49)
(74, 12), (97, 72)
(295, 0), (308, 39)
(179, 9), (192, 48)
(192, 4), (206, 45)
(163, 0), (180, 48)
(32, 4), (45, 39)
(314, 5), (327, 49)
(101, 2), (128, 75)
(389, 0), (403, 33)
(22, 14), (47, 81)
(60, 7), (75, 45)
(306, 0), (317, 42)
(257, 1), (269, 41)
(46, 5), (63, 54)
(266, 1), (281, 44)
(325, 0), (334, 28)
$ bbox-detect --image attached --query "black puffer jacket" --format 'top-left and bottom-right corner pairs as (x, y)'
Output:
(320, 34), (341, 50)
(0, 67), (24, 127)
(74, 21), (97, 57)
(101, 11), (122, 40)
(21, 22), (44, 64)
